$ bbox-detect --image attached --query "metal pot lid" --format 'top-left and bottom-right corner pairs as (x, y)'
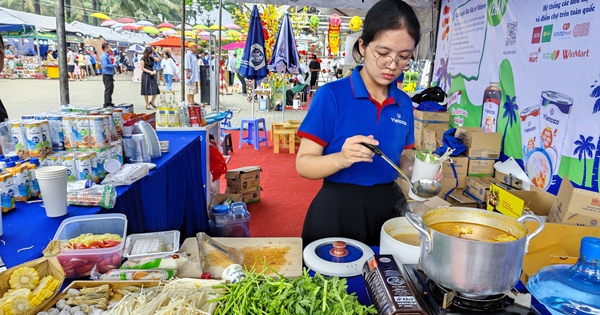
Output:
(303, 237), (374, 277)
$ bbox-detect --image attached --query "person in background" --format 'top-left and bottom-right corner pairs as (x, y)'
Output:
(153, 47), (163, 85)
(0, 34), (10, 121)
(202, 52), (210, 66)
(140, 46), (160, 110)
(100, 43), (116, 108)
(219, 58), (231, 95)
(285, 73), (307, 106)
(296, 0), (442, 247)
(185, 42), (200, 105)
(66, 47), (76, 81)
(46, 49), (57, 65)
(77, 50), (87, 80)
(120, 52), (129, 75)
(161, 50), (177, 93)
(227, 53), (237, 87)
(115, 52), (122, 75)
(308, 54), (321, 87)
(84, 51), (94, 76)
(4, 44), (18, 80)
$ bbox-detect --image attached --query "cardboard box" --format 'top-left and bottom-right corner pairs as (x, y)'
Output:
(467, 158), (495, 177)
(227, 186), (262, 204)
(465, 176), (497, 203)
(521, 221), (600, 284)
(442, 156), (469, 188)
(413, 111), (450, 150)
(422, 128), (439, 152)
(445, 189), (482, 207)
(226, 166), (262, 190)
(209, 193), (243, 210)
(455, 127), (502, 159)
(547, 177), (600, 227)
(413, 110), (451, 123)
(494, 170), (524, 188)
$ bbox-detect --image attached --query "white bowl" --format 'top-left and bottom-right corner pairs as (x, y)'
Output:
(380, 216), (421, 265)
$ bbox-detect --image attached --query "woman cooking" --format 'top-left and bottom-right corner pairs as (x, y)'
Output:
(296, 0), (442, 246)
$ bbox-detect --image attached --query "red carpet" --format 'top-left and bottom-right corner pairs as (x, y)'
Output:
(218, 130), (321, 237)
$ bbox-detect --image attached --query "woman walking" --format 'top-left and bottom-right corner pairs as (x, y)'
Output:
(140, 47), (160, 110)
(161, 50), (177, 93)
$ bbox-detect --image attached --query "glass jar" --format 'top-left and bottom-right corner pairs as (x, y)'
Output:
(527, 236), (600, 315)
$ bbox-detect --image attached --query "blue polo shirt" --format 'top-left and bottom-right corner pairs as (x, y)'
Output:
(298, 66), (414, 186)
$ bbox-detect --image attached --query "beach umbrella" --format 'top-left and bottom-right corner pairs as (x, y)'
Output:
(100, 19), (117, 27)
(158, 22), (175, 28)
(127, 44), (144, 53)
(161, 29), (178, 36)
(226, 30), (242, 37)
(176, 24), (193, 30)
(222, 41), (246, 50)
(111, 22), (125, 29)
(225, 23), (241, 30)
(118, 17), (136, 23)
(209, 24), (226, 30)
(268, 12), (301, 121)
(193, 24), (208, 30)
(212, 30), (228, 38)
(198, 31), (210, 36)
(142, 26), (160, 34)
(137, 20), (154, 26)
(239, 5), (268, 117)
(91, 12), (110, 20)
(184, 30), (197, 37)
(122, 24), (140, 31)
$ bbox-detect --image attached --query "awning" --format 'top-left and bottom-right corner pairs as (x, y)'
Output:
(70, 21), (129, 43)
(0, 7), (81, 33)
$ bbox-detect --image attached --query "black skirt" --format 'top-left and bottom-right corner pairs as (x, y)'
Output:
(301, 181), (409, 247)
(141, 72), (159, 96)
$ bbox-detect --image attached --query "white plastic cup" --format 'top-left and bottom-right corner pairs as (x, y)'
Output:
(36, 166), (68, 217)
(408, 157), (441, 201)
(160, 140), (169, 153)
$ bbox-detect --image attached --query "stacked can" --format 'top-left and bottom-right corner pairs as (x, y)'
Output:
(74, 152), (93, 181)
(88, 116), (107, 148)
(48, 115), (65, 151)
(59, 152), (78, 182)
(112, 109), (124, 137)
(10, 121), (28, 158)
(76, 116), (91, 148)
(62, 115), (78, 150)
(23, 121), (44, 157)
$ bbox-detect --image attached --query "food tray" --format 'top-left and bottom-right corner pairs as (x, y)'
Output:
(41, 280), (160, 311)
(123, 230), (181, 258)
(0, 257), (65, 315)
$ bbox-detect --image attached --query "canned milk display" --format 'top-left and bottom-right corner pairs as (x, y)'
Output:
(88, 116), (106, 148)
(112, 109), (124, 136)
(75, 154), (93, 181)
(11, 121), (28, 157)
(540, 91), (573, 173)
(86, 150), (99, 182)
(520, 105), (543, 165)
(48, 115), (65, 151)
(104, 114), (117, 142)
(39, 120), (52, 155)
(76, 116), (91, 148)
(62, 115), (78, 149)
(60, 153), (78, 182)
(111, 140), (124, 165)
(24, 121), (44, 157)
(0, 174), (16, 211)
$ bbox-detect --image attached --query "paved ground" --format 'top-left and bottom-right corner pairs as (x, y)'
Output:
(0, 74), (308, 128)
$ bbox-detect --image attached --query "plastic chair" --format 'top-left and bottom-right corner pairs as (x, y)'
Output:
(219, 110), (234, 155)
(239, 117), (268, 150)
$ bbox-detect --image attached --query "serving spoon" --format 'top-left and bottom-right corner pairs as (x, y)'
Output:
(361, 143), (442, 199)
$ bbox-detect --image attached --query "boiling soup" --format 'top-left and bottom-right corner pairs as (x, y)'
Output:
(392, 233), (421, 246)
(429, 222), (518, 242)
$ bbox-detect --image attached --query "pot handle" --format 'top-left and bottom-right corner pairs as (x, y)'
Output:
(405, 212), (432, 253)
(517, 214), (545, 254)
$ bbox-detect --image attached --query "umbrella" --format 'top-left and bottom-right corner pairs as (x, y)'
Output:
(142, 26), (160, 34)
(91, 12), (110, 20)
(239, 5), (268, 117)
(193, 24), (208, 30)
(137, 20), (154, 26)
(198, 31), (210, 36)
(111, 22), (125, 29)
(150, 37), (189, 48)
(212, 30), (228, 38)
(225, 23), (241, 30)
(226, 30), (242, 37)
(121, 24), (140, 31)
(118, 17), (136, 23)
(158, 22), (175, 28)
(127, 44), (144, 53)
(100, 19), (117, 27)
(209, 24), (226, 30)
(161, 29), (178, 36)
(184, 30), (196, 37)
(176, 24), (193, 30)
(268, 12), (301, 121)
(222, 41), (246, 50)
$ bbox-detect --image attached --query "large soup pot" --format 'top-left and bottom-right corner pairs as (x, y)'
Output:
(406, 207), (544, 296)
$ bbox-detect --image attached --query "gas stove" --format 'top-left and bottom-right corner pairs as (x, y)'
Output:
(402, 264), (541, 315)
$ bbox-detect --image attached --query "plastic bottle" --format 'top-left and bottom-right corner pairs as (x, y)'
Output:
(210, 204), (229, 237)
(527, 237), (600, 315)
(209, 202), (251, 237)
(480, 77), (502, 133)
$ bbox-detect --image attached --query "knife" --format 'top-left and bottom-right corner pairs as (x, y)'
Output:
(0, 254), (6, 272)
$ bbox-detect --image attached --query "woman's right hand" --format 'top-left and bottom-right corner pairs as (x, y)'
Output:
(336, 135), (379, 169)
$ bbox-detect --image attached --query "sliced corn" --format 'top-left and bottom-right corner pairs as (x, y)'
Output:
(30, 276), (60, 307)
(8, 267), (40, 290)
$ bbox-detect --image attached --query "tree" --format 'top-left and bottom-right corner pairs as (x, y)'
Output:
(573, 135), (595, 187)
(186, 0), (238, 26)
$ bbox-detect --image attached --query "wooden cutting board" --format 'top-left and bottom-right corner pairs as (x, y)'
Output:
(178, 237), (303, 279)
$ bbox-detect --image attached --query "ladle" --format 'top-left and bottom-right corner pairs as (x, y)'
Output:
(361, 143), (442, 199)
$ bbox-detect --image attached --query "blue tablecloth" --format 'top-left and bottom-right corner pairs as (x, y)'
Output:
(0, 131), (208, 269)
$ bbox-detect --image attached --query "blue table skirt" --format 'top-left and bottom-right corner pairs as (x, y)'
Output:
(0, 131), (208, 269)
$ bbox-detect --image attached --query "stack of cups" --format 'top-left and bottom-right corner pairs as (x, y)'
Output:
(35, 166), (68, 217)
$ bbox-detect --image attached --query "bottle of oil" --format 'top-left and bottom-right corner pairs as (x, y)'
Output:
(480, 77), (502, 133)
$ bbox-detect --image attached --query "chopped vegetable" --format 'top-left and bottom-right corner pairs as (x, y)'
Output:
(60, 233), (122, 250)
(9, 267), (40, 290)
(415, 149), (438, 163)
(211, 268), (377, 315)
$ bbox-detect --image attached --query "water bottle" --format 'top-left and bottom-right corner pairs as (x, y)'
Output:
(210, 202), (250, 237)
(527, 237), (600, 315)
(130, 134), (151, 163)
(210, 204), (230, 237)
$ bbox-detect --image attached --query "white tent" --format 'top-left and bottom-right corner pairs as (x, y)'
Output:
(70, 21), (129, 43)
(0, 7), (81, 33)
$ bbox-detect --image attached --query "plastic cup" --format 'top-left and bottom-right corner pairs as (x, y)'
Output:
(160, 140), (169, 152)
(408, 156), (441, 201)
(36, 166), (68, 217)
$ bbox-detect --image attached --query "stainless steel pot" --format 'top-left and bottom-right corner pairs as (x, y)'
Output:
(406, 207), (544, 296)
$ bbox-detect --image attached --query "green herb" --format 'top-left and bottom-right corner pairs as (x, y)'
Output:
(211, 268), (377, 315)
(415, 149), (436, 163)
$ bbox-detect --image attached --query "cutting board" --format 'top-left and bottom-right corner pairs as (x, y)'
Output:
(178, 237), (303, 279)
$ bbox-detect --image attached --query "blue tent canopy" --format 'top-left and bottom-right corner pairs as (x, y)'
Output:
(0, 24), (35, 34)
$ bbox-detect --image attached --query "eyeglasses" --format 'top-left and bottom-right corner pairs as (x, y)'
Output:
(368, 45), (412, 69)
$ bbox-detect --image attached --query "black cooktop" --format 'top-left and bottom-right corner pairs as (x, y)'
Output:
(402, 264), (541, 315)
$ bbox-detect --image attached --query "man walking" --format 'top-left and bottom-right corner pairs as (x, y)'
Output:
(100, 43), (116, 108)
(66, 47), (76, 81)
(309, 54), (321, 87)
(185, 42), (200, 105)
(227, 53), (237, 87)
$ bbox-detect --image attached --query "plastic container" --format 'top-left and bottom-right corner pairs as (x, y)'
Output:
(527, 236), (600, 315)
(210, 202), (250, 237)
(123, 230), (181, 258)
(53, 213), (128, 278)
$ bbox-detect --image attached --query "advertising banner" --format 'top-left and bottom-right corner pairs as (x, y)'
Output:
(433, 0), (599, 194)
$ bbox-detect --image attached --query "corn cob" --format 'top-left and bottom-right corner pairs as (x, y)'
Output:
(2, 295), (30, 315)
(8, 267), (39, 290)
(30, 276), (60, 307)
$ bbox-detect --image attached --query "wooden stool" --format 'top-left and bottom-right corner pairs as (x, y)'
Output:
(273, 128), (297, 154)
